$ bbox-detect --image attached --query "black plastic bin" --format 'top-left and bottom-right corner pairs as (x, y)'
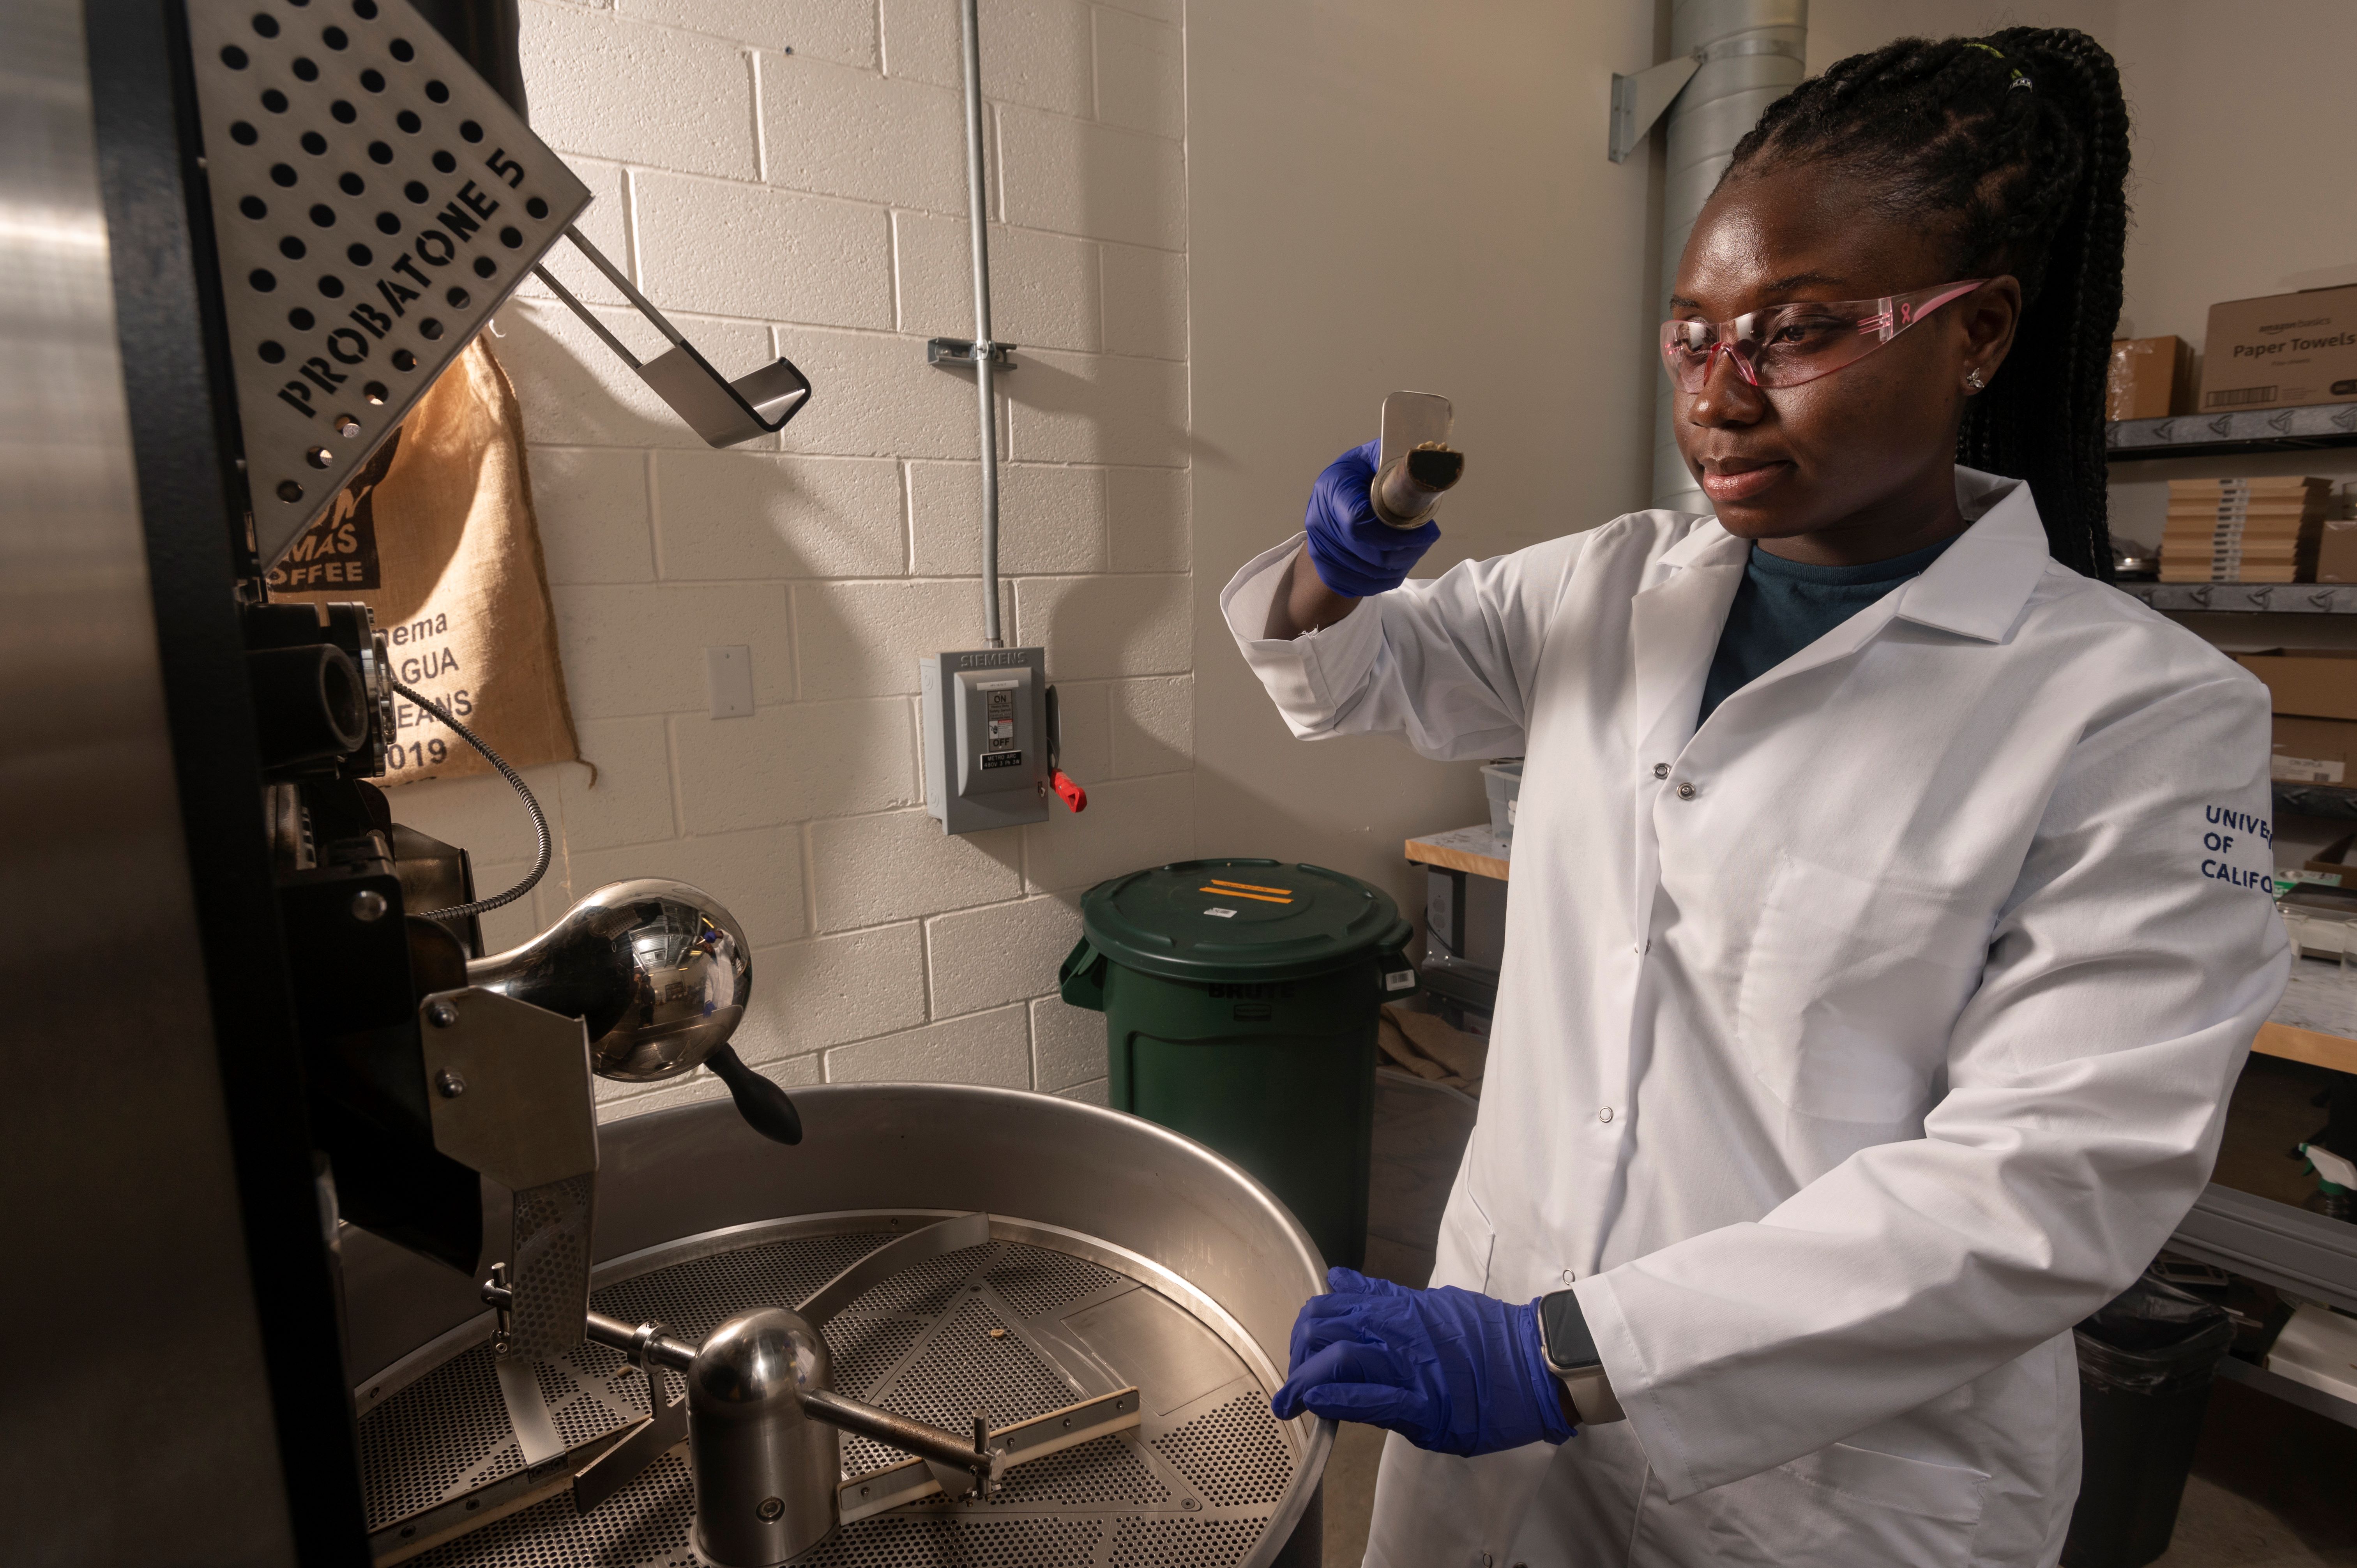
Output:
(2060, 1274), (2236, 1568)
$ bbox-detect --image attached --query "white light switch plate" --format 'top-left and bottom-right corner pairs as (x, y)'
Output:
(706, 646), (753, 719)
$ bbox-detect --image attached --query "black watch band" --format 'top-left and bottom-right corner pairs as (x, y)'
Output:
(1538, 1288), (1601, 1376)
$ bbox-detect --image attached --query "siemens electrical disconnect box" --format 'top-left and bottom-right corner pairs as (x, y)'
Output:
(919, 647), (1051, 834)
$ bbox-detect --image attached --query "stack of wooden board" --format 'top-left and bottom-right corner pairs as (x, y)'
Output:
(2161, 477), (2331, 583)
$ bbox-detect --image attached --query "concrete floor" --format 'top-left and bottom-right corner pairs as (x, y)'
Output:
(1321, 1420), (1387, 1568)
(1322, 1067), (2357, 1568)
(2157, 1377), (2357, 1567)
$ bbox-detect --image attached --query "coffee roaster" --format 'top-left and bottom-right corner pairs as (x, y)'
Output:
(11, 1), (1328, 1563)
(171, 0), (826, 1434)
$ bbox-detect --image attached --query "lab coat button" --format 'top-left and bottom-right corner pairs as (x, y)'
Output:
(1598, 1107), (1615, 1123)
(1675, 781), (1696, 800)
(1652, 762), (1669, 779)
(1560, 1267), (1578, 1284)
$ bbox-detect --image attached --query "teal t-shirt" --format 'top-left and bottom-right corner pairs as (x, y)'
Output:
(1696, 534), (1961, 725)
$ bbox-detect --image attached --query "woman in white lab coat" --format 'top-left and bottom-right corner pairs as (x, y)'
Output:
(1232, 29), (2288, 1568)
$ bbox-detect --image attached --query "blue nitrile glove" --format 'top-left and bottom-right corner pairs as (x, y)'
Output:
(1302, 440), (1442, 598)
(1269, 1267), (1574, 1456)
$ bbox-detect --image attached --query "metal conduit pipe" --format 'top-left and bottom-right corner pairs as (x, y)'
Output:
(1650, 0), (1809, 512)
(958, 0), (1004, 647)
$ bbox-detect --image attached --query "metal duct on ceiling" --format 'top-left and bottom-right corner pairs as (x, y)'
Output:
(1650, 0), (1809, 512)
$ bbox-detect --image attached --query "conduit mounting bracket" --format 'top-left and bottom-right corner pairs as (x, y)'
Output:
(926, 337), (1016, 369)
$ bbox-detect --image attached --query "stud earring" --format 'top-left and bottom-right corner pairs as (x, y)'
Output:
(1965, 369), (1987, 391)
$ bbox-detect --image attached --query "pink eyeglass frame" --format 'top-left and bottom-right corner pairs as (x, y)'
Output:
(1661, 279), (1989, 392)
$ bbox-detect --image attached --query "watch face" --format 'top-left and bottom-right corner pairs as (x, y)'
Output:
(1541, 1288), (1602, 1372)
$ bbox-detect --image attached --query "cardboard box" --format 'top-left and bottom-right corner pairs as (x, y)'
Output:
(2269, 1303), (2357, 1403)
(2163, 477), (2330, 583)
(2238, 650), (2357, 720)
(2199, 284), (2357, 413)
(2322, 516), (2357, 583)
(2272, 715), (2357, 788)
(2107, 335), (2193, 420)
(2292, 824), (2352, 888)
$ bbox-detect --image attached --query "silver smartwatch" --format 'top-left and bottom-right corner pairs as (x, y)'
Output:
(1538, 1289), (1626, 1424)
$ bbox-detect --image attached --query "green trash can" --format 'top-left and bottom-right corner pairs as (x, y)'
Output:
(1058, 858), (1417, 1269)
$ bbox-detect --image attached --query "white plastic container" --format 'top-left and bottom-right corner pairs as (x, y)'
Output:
(2269, 1302), (2357, 1403)
(1481, 760), (1522, 841)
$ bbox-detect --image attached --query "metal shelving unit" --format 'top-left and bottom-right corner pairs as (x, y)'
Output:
(2108, 400), (2357, 461)
(2277, 781), (2357, 822)
(2215, 1352), (2357, 1433)
(2101, 587), (2357, 817)
(2170, 1184), (2357, 1436)
(2104, 406), (2357, 1433)
(2118, 582), (2357, 614)
(2171, 1180), (2357, 1312)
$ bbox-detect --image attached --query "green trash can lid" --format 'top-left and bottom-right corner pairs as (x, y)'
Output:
(1078, 858), (1412, 983)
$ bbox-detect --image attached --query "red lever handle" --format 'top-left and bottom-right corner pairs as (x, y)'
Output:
(1051, 770), (1088, 813)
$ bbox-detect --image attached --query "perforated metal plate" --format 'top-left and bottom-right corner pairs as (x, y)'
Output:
(507, 1174), (596, 1362)
(362, 1218), (1302, 1567)
(184, 0), (589, 569)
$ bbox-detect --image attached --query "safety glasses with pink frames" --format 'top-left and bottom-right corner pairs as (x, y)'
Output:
(1661, 279), (1989, 393)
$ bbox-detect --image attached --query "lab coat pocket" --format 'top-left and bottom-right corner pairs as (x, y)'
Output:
(1675, 1442), (1989, 1567)
(1431, 1141), (1496, 1292)
(1735, 853), (1992, 1123)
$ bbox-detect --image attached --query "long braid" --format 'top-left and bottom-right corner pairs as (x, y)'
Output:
(1726, 30), (2131, 577)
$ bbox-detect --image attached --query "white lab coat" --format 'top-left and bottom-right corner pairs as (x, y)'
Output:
(1222, 470), (2287, 1568)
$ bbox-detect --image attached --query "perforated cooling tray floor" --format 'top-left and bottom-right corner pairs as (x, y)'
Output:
(361, 1220), (1300, 1568)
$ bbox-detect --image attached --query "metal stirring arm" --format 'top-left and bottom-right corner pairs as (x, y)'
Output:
(786, 1214), (1140, 1503)
(576, 1213), (997, 1432)
(562, 1209), (993, 1365)
(555, 1213), (1007, 1512)
(569, 1314), (691, 1515)
(574, 1214), (1138, 1510)
(441, 1216), (1144, 1563)
(834, 1387), (1142, 1523)
(795, 1210), (993, 1326)
(805, 1393), (1007, 1500)
(576, 1295), (1007, 1498)
(533, 228), (812, 448)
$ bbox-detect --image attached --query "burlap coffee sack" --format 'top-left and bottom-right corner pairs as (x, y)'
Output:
(1378, 1003), (1488, 1093)
(269, 337), (580, 785)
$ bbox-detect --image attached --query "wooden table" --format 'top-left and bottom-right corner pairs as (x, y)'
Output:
(1405, 824), (2357, 1078)
(2259, 957), (2357, 1074)
(2256, 1023), (2357, 1075)
(1405, 825), (1508, 882)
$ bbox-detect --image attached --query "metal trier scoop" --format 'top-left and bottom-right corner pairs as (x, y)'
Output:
(1369, 390), (1467, 528)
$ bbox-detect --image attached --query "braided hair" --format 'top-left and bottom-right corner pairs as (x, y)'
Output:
(1725, 29), (2130, 578)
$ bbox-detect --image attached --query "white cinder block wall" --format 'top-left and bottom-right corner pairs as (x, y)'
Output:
(389, 0), (1193, 1118)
